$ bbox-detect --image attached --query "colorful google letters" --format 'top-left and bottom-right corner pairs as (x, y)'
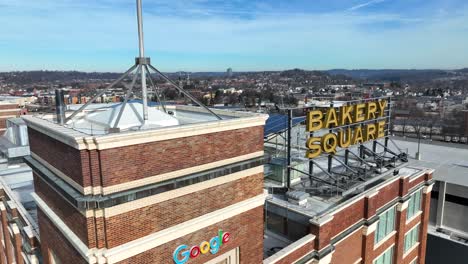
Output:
(173, 230), (231, 264)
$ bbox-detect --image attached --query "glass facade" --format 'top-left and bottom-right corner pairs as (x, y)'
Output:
(375, 206), (396, 244)
(404, 224), (420, 253)
(407, 189), (422, 220)
(266, 211), (309, 241)
(373, 246), (394, 264)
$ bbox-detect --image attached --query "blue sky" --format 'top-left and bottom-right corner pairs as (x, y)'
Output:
(1, 0), (468, 72)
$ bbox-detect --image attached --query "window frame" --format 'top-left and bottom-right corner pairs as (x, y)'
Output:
(404, 224), (420, 253)
(373, 245), (394, 264)
(406, 189), (422, 220)
(375, 205), (396, 244)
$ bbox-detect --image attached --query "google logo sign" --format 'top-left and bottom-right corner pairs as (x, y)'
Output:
(173, 229), (231, 264)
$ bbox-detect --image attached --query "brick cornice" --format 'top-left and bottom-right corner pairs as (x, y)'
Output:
(23, 109), (268, 150)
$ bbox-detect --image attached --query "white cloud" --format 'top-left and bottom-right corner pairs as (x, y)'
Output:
(348, 0), (386, 11)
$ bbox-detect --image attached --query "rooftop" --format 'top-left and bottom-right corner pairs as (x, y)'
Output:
(392, 136), (468, 187)
(266, 164), (424, 218)
(23, 104), (267, 149)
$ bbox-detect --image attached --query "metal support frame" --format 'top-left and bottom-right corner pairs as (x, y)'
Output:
(286, 109), (292, 189)
(113, 66), (142, 129)
(144, 65), (167, 114)
(344, 149), (349, 165)
(331, 155), (359, 175)
(267, 96), (408, 194)
(290, 167), (343, 191)
(374, 140), (398, 157)
(147, 64), (222, 120)
(342, 148), (375, 168)
(64, 65), (137, 123)
(63, 0), (222, 130)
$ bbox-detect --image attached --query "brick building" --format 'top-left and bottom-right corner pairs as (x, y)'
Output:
(21, 105), (268, 264)
(263, 166), (433, 264)
(0, 98), (437, 264)
(0, 118), (40, 264)
(0, 103), (21, 132)
(261, 99), (434, 264)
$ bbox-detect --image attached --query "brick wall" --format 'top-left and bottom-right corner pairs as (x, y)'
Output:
(374, 180), (400, 210)
(305, 172), (432, 264)
(332, 228), (363, 264)
(29, 125), (264, 191)
(99, 126), (264, 187)
(331, 199), (366, 240)
(33, 173), (90, 247)
(417, 187), (431, 264)
(116, 206), (264, 264)
(408, 177), (425, 191)
(105, 172), (263, 248)
(37, 208), (88, 264)
(274, 241), (315, 264)
(34, 170), (263, 249)
(0, 110), (20, 116)
(0, 118), (6, 130)
(0, 104), (18, 110)
(0, 104), (20, 130)
(29, 128), (90, 188)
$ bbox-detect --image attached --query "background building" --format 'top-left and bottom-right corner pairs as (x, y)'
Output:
(0, 118), (40, 264)
(392, 137), (468, 264)
(22, 104), (268, 264)
(261, 98), (434, 264)
(0, 103), (22, 132)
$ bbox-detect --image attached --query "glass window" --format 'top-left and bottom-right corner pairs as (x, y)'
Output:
(404, 224), (420, 253)
(373, 246), (394, 264)
(407, 189), (422, 220)
(375, 206), (396, 244)
(266, 212), (286, 235)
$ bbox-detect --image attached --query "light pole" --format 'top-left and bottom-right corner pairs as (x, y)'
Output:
(416, 130), (421, 160)
(415, 121), (423, 160)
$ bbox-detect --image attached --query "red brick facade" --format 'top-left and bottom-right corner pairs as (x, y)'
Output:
(0, 104), (18, 110)
(274, 241), (315, 264)
(29, 128), (89, 187)
(34, 173), (90, 246)
(28, 114), (267, 264)
(38, 208), (88, 264)
(116, 206), (264, 264)
(267, 172), (433, 264)
(99, 126), (264, 187)
(34, 170), (264, 249)
(0, 188), (41, 264)
(0, 104), (20, 130)
(36, 200), (264, 264)
(28, 125), (263, 191)
(105, 172), (263, 248)
(333, 228), (363, 264)
(0, 118), (7, 130)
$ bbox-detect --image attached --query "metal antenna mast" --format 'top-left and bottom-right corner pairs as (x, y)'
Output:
(136, 0), (148, 122)
(64, 0), (222, 131)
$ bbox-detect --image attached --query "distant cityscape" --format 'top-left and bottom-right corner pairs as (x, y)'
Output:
(2, 68), (468, 141)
